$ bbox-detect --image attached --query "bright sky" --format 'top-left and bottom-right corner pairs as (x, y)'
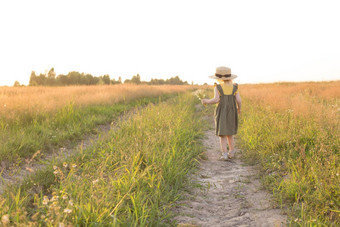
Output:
(0, 0), (339, 86)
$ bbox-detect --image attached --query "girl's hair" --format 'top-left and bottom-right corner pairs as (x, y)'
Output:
(218, 79), (233, 84)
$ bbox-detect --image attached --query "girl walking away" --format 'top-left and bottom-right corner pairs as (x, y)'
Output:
(201, 66), (242, 160)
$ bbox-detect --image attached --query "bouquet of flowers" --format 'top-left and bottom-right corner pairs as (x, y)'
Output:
(194, 89), (206, 100)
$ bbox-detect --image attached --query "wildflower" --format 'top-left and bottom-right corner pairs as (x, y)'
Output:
(194, 89), (206, 100)
(53, 166), (58, 170)
(68, 200), (74, 206)
(92, 179), (99, 185)
(58, 223), (65, 227)
(62, 195), (68, 200)
(63, 162), (68, 168)
(50, 196), (59, 202)
(71, 164), (77, 168)
(63, 208), (72, 214)
(42, 196), (49, 205)
(50, 201), (58, 207)
(1, 214), (10, 225)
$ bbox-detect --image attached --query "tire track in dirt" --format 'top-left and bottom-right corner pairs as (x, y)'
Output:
(173, 119), (287, 227)
(0, 107), (139, 194)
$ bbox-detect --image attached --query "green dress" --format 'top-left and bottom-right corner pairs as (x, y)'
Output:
(214, 83), (238, 136)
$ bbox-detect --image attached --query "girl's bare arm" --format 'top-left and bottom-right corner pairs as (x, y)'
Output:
(202, 87), (220, 105)
(235, 93), (242, 114)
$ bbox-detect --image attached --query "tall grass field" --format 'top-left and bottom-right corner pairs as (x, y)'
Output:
(0, 92), (204, 226)
(0, 81), (339, 226)
(238, 81), (339, 226)
(0, 85), (192, 164)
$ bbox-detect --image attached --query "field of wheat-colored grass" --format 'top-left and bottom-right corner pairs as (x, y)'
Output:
(0, 85), (193, 163)
(240, 81), (339, 116)
(0, 85), (193, 121)
(237, 81), (339, 225)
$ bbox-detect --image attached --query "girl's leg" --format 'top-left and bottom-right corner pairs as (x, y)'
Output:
(219, 136), (228, 158)
(226, 135), (235, 158)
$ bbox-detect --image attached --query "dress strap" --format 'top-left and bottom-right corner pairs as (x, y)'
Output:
(216, 84), (224, 96)
(232, 83), (238, 95)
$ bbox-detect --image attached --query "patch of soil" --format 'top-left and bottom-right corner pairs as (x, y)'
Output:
(173, 119), (287, 227)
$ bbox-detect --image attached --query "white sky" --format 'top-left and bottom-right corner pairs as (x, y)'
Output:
(0, 0), (339, 86)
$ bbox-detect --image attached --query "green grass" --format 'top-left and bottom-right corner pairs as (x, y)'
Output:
(238, 97), (339, 226)
(0, 93), (204, 226)
(0, 94), (175, 164)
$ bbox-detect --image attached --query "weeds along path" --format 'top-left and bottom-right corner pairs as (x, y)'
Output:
(174, 115), (287, 227)
(0, 104), (142, 194)
(0, 93), (203, 226)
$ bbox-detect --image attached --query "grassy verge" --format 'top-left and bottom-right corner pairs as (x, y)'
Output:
(238, 97), (339, 226)
(0, 94), (175, 164)
(0, 93), (204, 226)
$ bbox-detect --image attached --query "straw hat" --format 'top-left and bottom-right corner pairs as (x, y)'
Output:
(209, 66), (237, 80)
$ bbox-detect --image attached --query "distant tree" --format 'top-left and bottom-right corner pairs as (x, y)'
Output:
(47, 67), (56, 85)
(56, 74), (68, 86)
(29, 71), (38, 86)
(28, 69), (189, 87)
(13, 81), (21, 87)
(36, 73), (47, 85)
(48, 67), (56, 79)
(100, 75), (110, 85)
(166, 76), (188, 85)
(130, 74), (141, 84)
(91, 76), (99, 85)
(97, 78), (105, 85)
(149, 78), (165, 85)
(110, 77), (122, 84)
(68, 71), (82, 85)
(124, 74), (141, 84)
(84, 74), (94, 85)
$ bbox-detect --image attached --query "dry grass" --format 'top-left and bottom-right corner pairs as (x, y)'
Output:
(237, 81), (339, 225)
(0, 84), (193, 121)
(239, 81), (340, 127)
(240, 81), (340, 112)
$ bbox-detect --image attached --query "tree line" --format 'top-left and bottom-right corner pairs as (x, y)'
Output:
(27, 68), (188, 86)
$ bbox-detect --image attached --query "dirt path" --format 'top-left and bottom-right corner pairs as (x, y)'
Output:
(173, 121), (287, 227)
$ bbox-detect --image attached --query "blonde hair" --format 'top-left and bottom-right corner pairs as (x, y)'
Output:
(218, 79), (233, 84)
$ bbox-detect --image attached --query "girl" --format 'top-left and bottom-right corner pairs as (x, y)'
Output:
(201, 66), (242, 160)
